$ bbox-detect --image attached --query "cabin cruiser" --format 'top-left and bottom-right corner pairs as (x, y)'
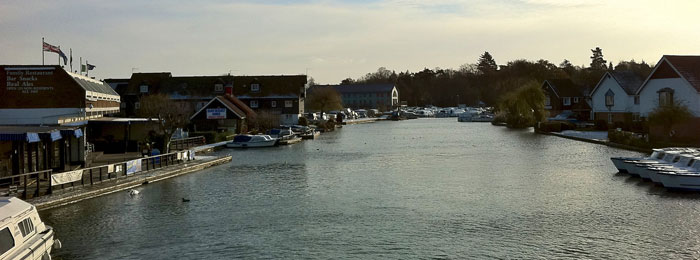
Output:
(1, 197), (61, 260)
(640, 153), (696, 183)
(655, 158), (700, 190)
(226, 135), (278, 148)
(610, 148), (696, 174)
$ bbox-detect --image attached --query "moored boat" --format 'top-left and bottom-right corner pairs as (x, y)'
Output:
(1, 197), (61, 260)
(226, 135), (278, 148)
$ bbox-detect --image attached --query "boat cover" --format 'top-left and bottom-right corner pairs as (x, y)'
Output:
(233, 135), (252, 142)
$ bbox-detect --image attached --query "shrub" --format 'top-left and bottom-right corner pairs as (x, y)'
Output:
(594, 120), (608, 131)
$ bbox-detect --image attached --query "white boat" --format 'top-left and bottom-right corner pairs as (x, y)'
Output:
(656, 158), (700, 190)
(226, 135), (278, 148)
(610, 148), (697, 175)
(642, 153), (696, 183)
(1, 197), (61, 260)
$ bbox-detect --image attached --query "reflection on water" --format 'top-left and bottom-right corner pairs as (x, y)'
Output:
(43, 119), (700, 259)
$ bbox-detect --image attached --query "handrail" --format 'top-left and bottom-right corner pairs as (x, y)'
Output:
(0, 169), (52, 180)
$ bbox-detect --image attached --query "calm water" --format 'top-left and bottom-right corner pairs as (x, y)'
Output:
(42, 119), (700, 259)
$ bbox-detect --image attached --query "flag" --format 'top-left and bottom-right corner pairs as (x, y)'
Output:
(43, 41), (67, 65)
(70, 49), (73, 68)
(86, 63), (96, 70)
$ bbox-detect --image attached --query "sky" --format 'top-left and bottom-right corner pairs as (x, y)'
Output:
(1, 0), (699, 84)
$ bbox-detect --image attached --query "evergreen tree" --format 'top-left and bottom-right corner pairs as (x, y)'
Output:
(590, 47), (607, 70)
(477, 51), (498, 74)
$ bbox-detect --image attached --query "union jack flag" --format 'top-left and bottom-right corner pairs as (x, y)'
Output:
(43, 41), (67, 65)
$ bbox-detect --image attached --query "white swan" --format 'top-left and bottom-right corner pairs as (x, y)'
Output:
(129, 189), (139, 196)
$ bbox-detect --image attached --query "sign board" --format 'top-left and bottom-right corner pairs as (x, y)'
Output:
(206, 108), (226, 119)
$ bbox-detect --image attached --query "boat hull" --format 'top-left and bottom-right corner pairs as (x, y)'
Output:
(226, 140), (277, 148)
(658, 172), (700, 190)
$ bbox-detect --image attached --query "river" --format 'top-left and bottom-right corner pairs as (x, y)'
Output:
(42, 118), (700, 259)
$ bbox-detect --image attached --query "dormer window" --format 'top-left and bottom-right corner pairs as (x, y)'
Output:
(573, 97), (580, 103)
(140, 85), (148, 93)
(214, 84), (223, 92)
(251, 84), (260, 92)
(658, 88), (674, 106)
(605, 89), (614, 107)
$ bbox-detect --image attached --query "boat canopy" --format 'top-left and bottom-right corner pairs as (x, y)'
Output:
(233, 135), (252, 142)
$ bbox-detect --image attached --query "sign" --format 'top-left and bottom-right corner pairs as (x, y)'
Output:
(206, 108), (226, 119)
(4, 67), (55, 94)
(126, 159), (142, 175)
(51, 170), (83, 186)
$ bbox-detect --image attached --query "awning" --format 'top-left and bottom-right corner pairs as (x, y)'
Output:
(60, 128), (83, 138)
(42, 131), (63, 142)
(26, 133), (40, 143)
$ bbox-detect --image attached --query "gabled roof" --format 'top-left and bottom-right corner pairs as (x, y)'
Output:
(222, 95), (256, 118)
(636, 55), (700, 94)
(189, 95), (256, 120)
(591, 71), (644, 96)
(542, 79), (584, 98)
(313, 84), (396, 94)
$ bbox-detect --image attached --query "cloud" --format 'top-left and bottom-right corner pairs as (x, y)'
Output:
(0, 0), (699, 83)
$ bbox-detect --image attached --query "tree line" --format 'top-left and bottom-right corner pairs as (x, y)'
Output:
(317, 48), (653, 107)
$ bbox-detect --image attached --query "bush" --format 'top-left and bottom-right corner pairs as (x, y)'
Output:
(594, 120), (608, 131)
(298, 117), (308, 126)
(608, 129), (650, 148)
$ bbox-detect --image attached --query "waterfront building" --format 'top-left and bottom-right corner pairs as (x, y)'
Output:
(0, 65), (120, 176)
(310, 84), (399, 110)
(541, 79), (590, 119)
(635, 55), (700, 143)
(589, 71), (645, 124)
(190, 94), (256, 133)
(109, 73), (306, 125)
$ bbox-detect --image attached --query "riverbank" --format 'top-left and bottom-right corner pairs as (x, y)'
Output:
(536, 129), (652, 153)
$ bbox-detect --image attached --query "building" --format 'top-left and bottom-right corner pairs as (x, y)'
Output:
(589, 71), (645, 123)
(311, 84), (399, 110)
(189, 94), (256, 133)
(110, 73), (306, 125)
(541, 79), (590, 119)
(635, 55), (700, 142)
(0, 65), (120, 176)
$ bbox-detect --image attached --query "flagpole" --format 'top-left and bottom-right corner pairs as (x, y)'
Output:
(86, 60), (89, 77)
(42, 37), (45, 65)
(80, 57), (82, 75)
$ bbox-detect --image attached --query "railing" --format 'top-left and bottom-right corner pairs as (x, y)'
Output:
(0, 150), (196, 200)
(169, 136), (206, 151)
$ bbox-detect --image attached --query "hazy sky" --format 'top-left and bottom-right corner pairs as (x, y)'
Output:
(1, 0), (699, 83)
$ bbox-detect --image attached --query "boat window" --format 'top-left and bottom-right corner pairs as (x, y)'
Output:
(657, 153), (665, 159)
(0, 227), (14, 256)
(673, 156), (681, 163)
(17, 218), (34, 237)
(688, 159), (695, 167)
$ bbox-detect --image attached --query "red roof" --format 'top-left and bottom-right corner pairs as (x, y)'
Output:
(222, 95), (256, 118)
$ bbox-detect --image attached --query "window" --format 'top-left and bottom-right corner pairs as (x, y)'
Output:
(563, 97), (571, 106)
(573, 97), (579, 103)
(250, 100), (259, 108)
(658, 88), (674, 106)
(18, 218), (34, 237)
(285, 100), (293, 108)
(0, 228), (14, 256)
(271, 101), (277, 107)
(134, 102), (140, 109)
(605, 89), (614, 107)
(140, 85), (148, 93)
(251, 84), (260, 92)
(634, 95), (640, 105)
(545, 95), (551, 106)
(214, 84), (224, 92)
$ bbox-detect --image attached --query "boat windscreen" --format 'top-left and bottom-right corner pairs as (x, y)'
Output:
(233, 135), (252, 142)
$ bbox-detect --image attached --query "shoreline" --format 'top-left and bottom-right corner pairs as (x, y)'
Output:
(536, 129), (652, 153)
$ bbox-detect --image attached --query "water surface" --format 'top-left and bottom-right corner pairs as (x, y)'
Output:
(43, 119), (700, 259)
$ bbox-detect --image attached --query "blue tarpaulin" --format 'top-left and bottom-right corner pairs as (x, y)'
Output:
(60, 129), (83, 138)
(49, 131), (62, 141)
(26, 133), (40, 143)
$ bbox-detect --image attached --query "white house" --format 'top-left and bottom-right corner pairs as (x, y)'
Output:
(636, 55), (700, 117)
(589, 71), (644, 123)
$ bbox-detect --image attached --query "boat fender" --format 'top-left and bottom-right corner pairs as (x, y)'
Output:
(53, 239), (62, 249)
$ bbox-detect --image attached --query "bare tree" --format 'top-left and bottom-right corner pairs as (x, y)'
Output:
(136, 94), (190, 153)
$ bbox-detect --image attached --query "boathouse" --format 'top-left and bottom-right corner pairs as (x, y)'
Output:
(190, 95), (256, 133)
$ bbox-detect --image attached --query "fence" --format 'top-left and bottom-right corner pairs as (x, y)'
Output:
(0, 150), (196, 200)
(169, 136), (206, 151)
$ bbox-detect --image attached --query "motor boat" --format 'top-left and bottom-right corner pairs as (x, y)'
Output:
(641, 153), (696, 183)
(610, 148), (697, 175)
(226, 135), (278, 148)
(0, 197), (61, 260)
(655, 158), (700, 190)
